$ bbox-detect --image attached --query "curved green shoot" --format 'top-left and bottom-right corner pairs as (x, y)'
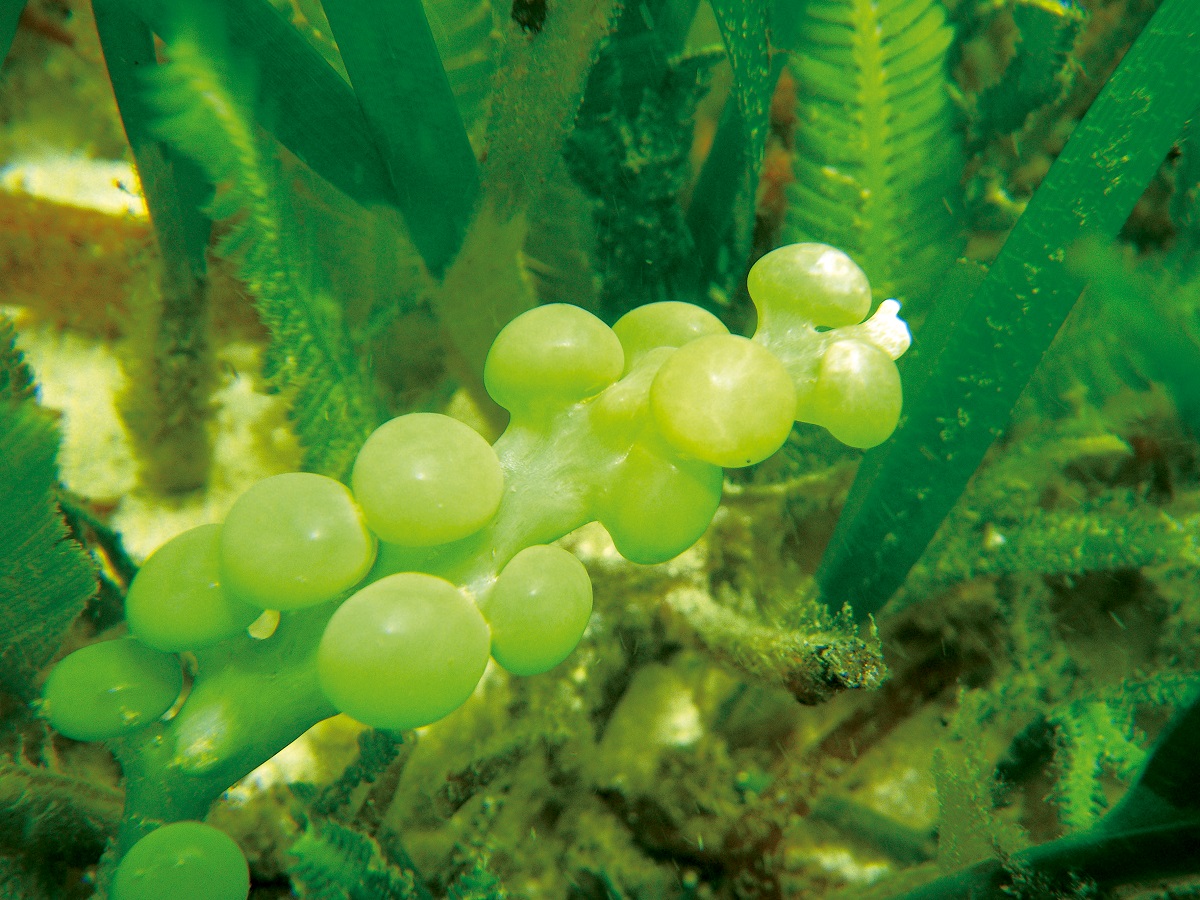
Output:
(93, 0), (217, 493)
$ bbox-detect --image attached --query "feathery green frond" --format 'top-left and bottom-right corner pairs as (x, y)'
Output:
(309, 729), (403, 819)
(1053, 700), (1134, 831)
(145, 23), (384, 480)
(0, 754), (121, 899)
(0, 316), (97, 700)
(1050, 675), (1196, 832)
(0, 316), (35, 404)
(288, 819), (419, 900)
(783, 0), (963, 310)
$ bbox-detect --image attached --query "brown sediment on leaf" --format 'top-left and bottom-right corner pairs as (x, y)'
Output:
(17, 4), (76, 47)
(0, 191), (149, 338)
(0, 191), (263, 340)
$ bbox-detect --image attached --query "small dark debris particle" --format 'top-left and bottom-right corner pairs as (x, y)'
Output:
(512, 0), (547, 33)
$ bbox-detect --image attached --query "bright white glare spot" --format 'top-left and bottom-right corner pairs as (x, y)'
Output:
(1, 155), (148, 216)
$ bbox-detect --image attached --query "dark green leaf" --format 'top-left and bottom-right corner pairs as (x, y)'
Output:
(321, 0), (480, 276)
(1, 0), (24, 65)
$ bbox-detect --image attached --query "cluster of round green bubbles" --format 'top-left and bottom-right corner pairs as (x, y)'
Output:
(38, 243), (910, 899)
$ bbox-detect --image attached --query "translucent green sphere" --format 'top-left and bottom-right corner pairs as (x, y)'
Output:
(484, 304), (624, 413)
(317, 573), (491, 730)
(612, 302), (727, 373)
(650, 334), (796, 468)
(599, 442), (723, 564)
(41, 637), (182, 742)
(351, 413), (504, 546)
(747, 242), (872, 328)
(219, 472), (376, 610)
(125, 524), (261, 651)
(481, 545), (593, 676)
(798, 339), (903, 448)
(111, 821), (249, 900)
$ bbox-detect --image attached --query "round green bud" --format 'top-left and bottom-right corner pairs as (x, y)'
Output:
(797, 339), (902, 448)
(111, 821), (249, 900)
(599, 441), (723, 564)
(748, 243), (871, 329)
(41, 637), (182, 742)
(352, 413), (504, 547)
(219, 473), (376, 610)
(484, 304), (624, 413)
(650, 334), (796, 468)
(317, 573), (491, 730)
(125, 524), (261, 652)
(612, 302), (728, 373)
(480, 545), (592, 676)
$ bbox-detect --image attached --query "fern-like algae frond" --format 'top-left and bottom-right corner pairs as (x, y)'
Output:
(783, 0), (963, 313)
(0, 316), (97, 699)
(289, 819), (420, 900)
(145, 20), (384, 480)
